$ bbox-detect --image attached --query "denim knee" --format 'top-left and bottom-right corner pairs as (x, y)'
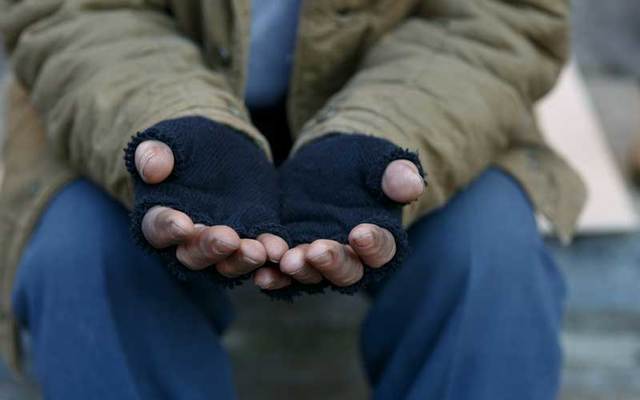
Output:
(405, 168), (565, 302)
(12, 180), (158, 321)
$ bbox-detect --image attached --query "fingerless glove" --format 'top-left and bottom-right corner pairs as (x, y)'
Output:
(273, 133), (425, 298)
(124, 116), (286, 285)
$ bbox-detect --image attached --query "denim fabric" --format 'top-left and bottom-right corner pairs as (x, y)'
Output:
(362, 169), (566, 400)
(12, 169), (565, 399)
(12, 181), (236, 400)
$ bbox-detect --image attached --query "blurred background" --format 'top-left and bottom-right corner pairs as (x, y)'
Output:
(1, 1), (640, 399)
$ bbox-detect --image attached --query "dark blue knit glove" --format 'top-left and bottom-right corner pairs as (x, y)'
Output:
(124, 116), (286, 285)
(274, 134), (424, 298)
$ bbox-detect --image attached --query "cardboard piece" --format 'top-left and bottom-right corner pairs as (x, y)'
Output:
(535, 63), (639, 234)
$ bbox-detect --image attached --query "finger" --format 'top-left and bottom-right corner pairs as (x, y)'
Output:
(257, 233), (289, 263)
(142, 206), (194, 249)
(176, 225), (240, 270)
(216, 239), (267, 278)
(306, 240), (363, 287)
(254, 267), (292, 290)
(349, 223), (396, 268)
(381, 159), (424, 203)
(135, 140), (175, 184)
(280, 245), (323, 284)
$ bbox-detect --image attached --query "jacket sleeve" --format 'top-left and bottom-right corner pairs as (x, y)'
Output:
(294, 0), (570, 222)
(0, 0), (268, 206)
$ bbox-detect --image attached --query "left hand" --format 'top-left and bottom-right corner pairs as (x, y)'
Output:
(254, 159), (424, 290)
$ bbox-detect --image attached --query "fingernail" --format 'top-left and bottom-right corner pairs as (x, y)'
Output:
(257, 276), (273, 289)
(405, 170), (425, 198)
(139, 151), (155, 179)
(404, 166), (423, 184)
(215, 238), (237, 253)
(243, 255), (261, 265)
(308, 250), (331, 265)
(281, 252), (302, 274)
(353, 230), (373, 247)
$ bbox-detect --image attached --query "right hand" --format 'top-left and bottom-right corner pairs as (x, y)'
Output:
(134, 140), (291, 284)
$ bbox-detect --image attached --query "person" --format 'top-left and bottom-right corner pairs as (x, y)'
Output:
(0, 1), (586, 399)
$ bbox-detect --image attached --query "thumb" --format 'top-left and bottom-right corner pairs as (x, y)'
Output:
(381, 159), (425, 203)
(135, 140), (175, 184)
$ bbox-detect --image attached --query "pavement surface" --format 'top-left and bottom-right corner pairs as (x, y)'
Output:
(0, 1), (639, 399)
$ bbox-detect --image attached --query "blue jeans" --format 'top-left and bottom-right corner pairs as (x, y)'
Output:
(12, 169), (566, 399)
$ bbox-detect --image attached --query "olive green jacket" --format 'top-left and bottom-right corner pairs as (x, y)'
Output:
(0, 0), (585, 373)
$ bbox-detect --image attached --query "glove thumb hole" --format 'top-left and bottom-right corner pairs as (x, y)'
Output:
(364, 148), (425, 205)
(125, 128), (184, 183)
(380, 159), (425, 204)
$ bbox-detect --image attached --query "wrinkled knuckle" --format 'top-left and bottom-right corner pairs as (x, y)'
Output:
(208, 238), (235, 257)
(320, 249), (339, 270)
(200, 244), (222, 261)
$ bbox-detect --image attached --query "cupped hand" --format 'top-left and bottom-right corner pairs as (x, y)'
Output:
(135, 140), (289, 278)
(255, 159), (424, 290)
